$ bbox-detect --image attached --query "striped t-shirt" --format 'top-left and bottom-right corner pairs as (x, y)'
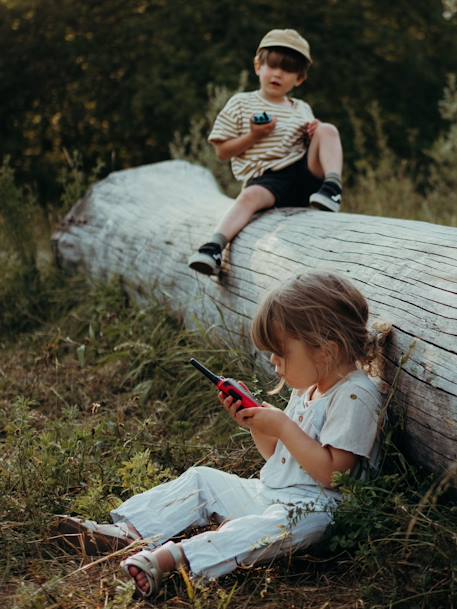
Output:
(208, 90), (315, 181)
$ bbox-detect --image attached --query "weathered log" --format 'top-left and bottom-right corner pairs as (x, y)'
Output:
(52, 160), (457, 475)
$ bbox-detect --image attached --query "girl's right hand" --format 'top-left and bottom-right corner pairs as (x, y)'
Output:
(218, 392), (251, 428)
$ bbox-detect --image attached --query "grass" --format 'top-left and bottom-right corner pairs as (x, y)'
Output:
(1, 278), (456, 609)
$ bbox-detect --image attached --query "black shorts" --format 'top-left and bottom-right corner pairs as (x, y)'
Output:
(245, 155), (322, 208)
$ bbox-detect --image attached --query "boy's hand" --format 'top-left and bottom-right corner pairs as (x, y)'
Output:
(250, 116), (277, 141)
(236, 404), (288, 437)
(305, 119), (320, 140)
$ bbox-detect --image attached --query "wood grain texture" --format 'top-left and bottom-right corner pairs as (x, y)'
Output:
(52, 160), (457, 474)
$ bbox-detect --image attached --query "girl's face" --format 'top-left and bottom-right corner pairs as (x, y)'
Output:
(270, 333), (323, 390)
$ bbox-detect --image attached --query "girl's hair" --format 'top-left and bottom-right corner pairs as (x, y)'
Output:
(251, 272), (391, 377)
(255, 47), (310, 77)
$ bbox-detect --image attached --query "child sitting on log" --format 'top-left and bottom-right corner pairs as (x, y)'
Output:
(188, 28), (343, 276)
(56, 272), (389, 599)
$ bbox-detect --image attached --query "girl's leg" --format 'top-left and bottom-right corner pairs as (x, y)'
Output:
(180, 500), (333, 579)
(112, 466), (267, 546)
(118, 467), (270, 595)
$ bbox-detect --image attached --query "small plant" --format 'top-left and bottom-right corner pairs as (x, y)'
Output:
(70, 476), (121, 522)
(117, 449), (175, 495)
(58, 148), (105, 213)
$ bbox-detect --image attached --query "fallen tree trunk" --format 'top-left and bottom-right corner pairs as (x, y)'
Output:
(52, 160), (457, 475)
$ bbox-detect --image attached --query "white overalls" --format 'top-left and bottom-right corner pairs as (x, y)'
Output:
(112, 370), (381, 578)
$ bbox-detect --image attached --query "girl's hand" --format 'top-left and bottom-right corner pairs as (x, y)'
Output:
(236, 404), (288, 438)
(305, 119), (320, 140)
(250, 116), (277, 141)
(218, 391), (251, 429)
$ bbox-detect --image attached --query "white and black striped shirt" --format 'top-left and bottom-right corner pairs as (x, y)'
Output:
(208, 90), (315, 181)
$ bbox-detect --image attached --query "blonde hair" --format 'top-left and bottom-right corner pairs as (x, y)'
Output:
(251, 272), (391, 379)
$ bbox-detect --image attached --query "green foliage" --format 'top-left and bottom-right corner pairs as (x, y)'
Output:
(0, 152), (107, 337)
(327, 437), (457, 608)
(58, 148), (105, 213)
(0, 158), (46, 334)
(344, 102), (426, 220)
(181, 568), (239, 609)
(0, 157), (38, 269)
(426, 73), (457, 225)
(70, 476), (120, 522)
(1, 1), (457, 202)
(117, 449), (174, 495)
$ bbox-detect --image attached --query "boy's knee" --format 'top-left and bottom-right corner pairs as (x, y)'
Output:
(316, 122), (340, 139)
(237, 186), (275, 209)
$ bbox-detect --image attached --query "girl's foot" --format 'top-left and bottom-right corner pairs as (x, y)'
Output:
(127, 565), (151, 596)
(121, 548), (164, 598)
(55, 515), (140, 555)
(121, 542), (186, 598)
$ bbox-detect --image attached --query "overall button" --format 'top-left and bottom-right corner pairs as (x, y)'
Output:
(298, 415), (303, 422)
(281, 457), (286, 464)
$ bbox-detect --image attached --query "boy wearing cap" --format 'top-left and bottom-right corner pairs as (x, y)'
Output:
(188, 28), (344, 276)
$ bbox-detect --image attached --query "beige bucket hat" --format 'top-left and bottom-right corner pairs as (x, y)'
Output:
(257, 29), (312, 63)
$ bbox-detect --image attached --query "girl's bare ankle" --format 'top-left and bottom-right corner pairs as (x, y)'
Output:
(154, 547), (176, 573)
(157, 541), (188, 572)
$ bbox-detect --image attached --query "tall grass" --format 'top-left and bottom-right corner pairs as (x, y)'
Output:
(0, 158), (52, 335)
(0, 152), (104, 337)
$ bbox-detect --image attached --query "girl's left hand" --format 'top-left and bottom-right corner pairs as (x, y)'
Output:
(236, 404), (288, 438)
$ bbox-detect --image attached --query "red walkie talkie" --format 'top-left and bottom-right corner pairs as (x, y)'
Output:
(190, 358), (261, 410)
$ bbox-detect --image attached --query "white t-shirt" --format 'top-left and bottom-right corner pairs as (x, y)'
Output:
(208, 90), (315, 181)
(260, 370), (383, 492)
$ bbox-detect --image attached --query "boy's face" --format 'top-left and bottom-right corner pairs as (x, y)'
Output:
(255, 58), (306, 102)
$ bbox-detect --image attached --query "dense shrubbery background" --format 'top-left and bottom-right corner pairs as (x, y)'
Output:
(1, 0), (457, 204)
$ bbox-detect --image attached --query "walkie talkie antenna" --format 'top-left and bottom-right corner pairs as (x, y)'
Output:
(190, 358), (220, 385)
(190, 357), (261, 410)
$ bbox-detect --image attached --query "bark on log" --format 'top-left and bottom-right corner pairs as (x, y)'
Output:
(52, 160), (457, 475)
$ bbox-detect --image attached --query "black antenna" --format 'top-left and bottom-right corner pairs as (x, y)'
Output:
(190, 358), (221, 385)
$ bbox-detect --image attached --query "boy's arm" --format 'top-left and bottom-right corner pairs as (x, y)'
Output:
(211, 118), (277, 161)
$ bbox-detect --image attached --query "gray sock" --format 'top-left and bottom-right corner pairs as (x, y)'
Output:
(324, 172), (342, 188)
(210, 232), (228, 251)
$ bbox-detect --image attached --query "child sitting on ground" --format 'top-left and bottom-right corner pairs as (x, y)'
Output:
(188, 28), (344, 276)
(57, 272), (390, 599)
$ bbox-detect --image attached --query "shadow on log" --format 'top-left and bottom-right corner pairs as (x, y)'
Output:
(52, 160), (457, 476)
